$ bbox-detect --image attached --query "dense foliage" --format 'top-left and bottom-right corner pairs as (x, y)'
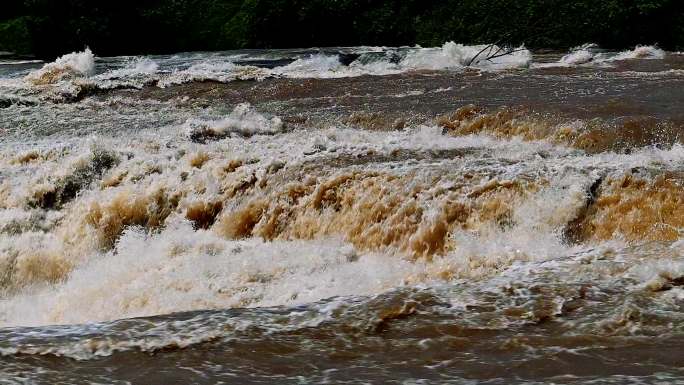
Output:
(1, 0), (682, 58)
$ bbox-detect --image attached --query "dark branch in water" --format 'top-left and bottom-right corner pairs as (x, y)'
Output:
(562, 175), (605, 244)
(466, 44), (522, 67)
(466, 44), (496, 67)
(485, 48), (529, 62)
(465, 15), (568, 67)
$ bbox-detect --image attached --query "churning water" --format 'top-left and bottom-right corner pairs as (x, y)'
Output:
(1, 43), (683, 384)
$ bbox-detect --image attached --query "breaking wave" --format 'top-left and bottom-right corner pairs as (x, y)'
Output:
(2, 102), (684, 328)
(183, 103), (284, 141)
(1, 41), (683, 384)
(609, 45), (666, 61)
(402, 42), (532, 70)
(24, 48), (95, 85)
(4, 43), (674, 104)
(559, 43), (598, 65)
(532, 44), (668, 68)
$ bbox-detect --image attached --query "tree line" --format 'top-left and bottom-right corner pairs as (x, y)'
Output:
(1, 0), (682, 58)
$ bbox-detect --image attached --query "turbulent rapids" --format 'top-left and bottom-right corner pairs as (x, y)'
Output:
(1, 43), (684, 384)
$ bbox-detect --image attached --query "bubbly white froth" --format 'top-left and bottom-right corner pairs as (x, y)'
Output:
(2, 107), (684, 327)
(25, 48), (95, 84)
(1, 43), (673, 103)
(0, 42), (682, 333)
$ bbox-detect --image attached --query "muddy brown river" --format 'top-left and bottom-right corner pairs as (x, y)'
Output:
(1, 43), (683, 384)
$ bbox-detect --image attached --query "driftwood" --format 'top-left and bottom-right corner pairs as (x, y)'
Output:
(466, 44), (527, 67)
(466, 17), (563, 67)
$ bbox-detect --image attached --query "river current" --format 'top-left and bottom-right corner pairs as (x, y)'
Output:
(0, 43), (683, 384)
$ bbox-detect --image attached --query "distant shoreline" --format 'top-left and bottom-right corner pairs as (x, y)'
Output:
(2, 0), (683, 59)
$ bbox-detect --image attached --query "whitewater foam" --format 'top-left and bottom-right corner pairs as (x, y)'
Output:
(531, 44), (668, 69)
(9, 42), (533, 93)
(401, 42), (531, 70)
(2, 46), (684, 334)
(183, 103), (284, 140)
(90, 58), (160, 90)
(5, 43), (676, 100)
(25, 48), (95, 85)
(1, 117), (682, 327)
(560, 46), (596, 65)
(608, 45), (666, 61)
(159, 61), (270, 87)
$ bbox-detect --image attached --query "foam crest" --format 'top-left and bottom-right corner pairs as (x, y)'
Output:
(536, 44), (666, 68)
(275, 54), (344, 77)
(24, 48), (95, 85)
(3, 43), (677, 101)
(94, 58), (159, 83)
(159, 61), (269, 87)
(609, 45), (666, 61)
(183, 103), (284, 141)
(2, 102), (684, 328)
(0, 221), (422, 326)
(0, 166), (591, 327)
(401, 42), (531, 70)
(560, 44), (597, 65)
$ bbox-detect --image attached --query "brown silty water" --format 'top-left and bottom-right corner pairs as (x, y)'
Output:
(0, 46), (683, 384)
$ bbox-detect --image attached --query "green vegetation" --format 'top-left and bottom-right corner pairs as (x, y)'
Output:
(1, 0), (682, 58)
(0, 17), (31, 54)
